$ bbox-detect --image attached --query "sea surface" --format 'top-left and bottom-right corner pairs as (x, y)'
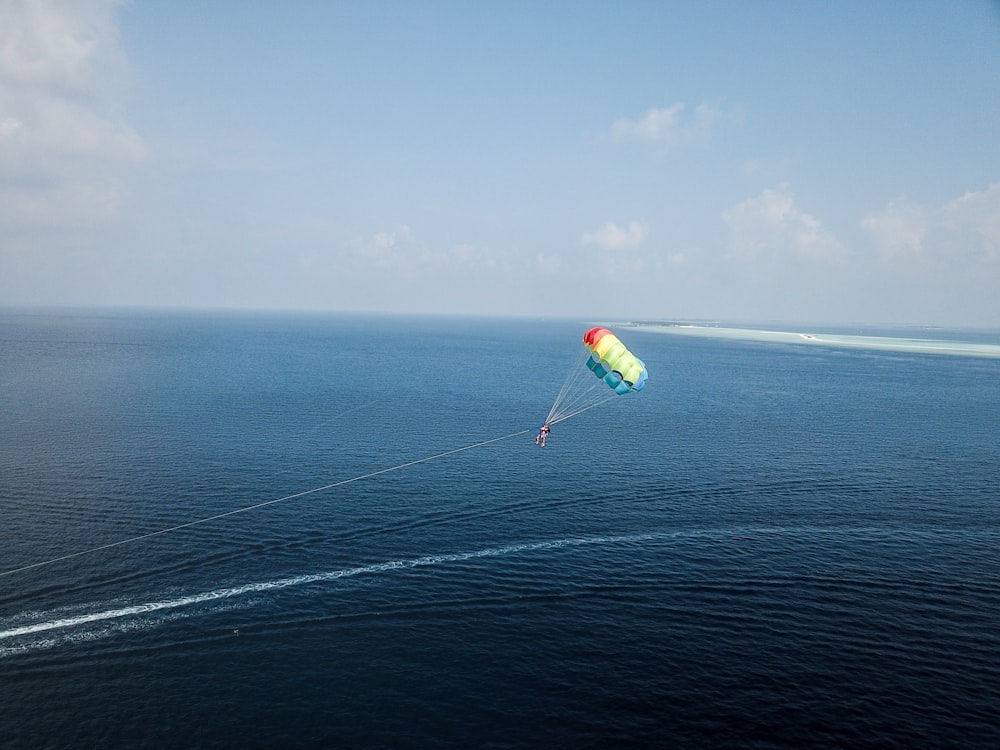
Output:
(1, 310), (998, 748)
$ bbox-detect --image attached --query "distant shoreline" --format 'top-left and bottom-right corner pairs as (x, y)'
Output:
(620, 322), (1000, 359)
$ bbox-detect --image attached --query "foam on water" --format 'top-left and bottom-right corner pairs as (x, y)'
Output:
(0, 533), (656, 653)
(7, 526), (996, 657)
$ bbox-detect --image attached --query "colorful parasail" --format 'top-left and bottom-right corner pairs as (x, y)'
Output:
(582, 327), (648, 395)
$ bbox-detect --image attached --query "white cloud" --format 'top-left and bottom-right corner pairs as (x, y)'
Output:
(0, 0), (127, 94)
(355, 225), (417, 268)
(354, 226), (502, 275)
(612, 103), (684, 142)
(723, 185), (846, 264)
(862, 184), (1000, 265)
(532, 253), (562, 273)
(372, 225), (414, 250)
(611, 99), (731, 148)
(0, 115), (20, 137)
(0, 0), (145, 228)
(581, 220), (647, 250)
(450, 242), (497, 268)
(860, 198), (927, 260)
(941, 184), (1000, 262)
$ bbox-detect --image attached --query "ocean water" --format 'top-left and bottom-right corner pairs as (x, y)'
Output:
(1, 310), (998, 748)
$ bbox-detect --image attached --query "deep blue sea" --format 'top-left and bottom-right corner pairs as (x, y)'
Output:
(2, 310), (999, 748)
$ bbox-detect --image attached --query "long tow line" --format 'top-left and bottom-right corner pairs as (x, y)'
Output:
(0, 428), (531, 579)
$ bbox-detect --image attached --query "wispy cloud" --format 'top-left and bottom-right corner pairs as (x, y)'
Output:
(611, 99), (732, 149)
(862, 184), (1000, 265)
(0, 0), (145, 227)
(0, 0), (129, 93)
(723, 185), (846, 264)
(353, 226), (501, 274)
(581, 220), (647, 250)
(859, 198), (927, 261)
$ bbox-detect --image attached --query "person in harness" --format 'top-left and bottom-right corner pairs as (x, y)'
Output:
(535, 422), (551, 446)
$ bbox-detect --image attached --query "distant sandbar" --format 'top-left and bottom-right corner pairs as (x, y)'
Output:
(620, 323), (1000, 359)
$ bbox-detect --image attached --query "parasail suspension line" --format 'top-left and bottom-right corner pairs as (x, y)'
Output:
(544, 348), (622, 425)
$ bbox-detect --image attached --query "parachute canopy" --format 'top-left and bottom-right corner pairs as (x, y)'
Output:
(583, 327), (648, 395)
(544, 327), (648, 426)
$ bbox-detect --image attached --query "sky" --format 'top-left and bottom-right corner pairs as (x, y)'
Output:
(1, 1), (999, 326)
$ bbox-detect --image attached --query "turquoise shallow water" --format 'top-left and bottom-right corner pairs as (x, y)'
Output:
(2, 311), (999, 748)
(628, 320), (1000, 357)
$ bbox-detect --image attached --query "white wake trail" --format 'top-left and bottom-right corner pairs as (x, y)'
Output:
(0, 533), (657, 650)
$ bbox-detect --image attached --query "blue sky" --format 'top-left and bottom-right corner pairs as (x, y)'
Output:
(2, 1), (998, 325)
